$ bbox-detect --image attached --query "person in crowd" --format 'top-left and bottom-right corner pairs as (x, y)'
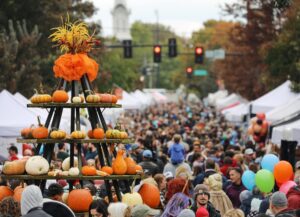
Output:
(154, 173), (167, 208)
(220, 156), (234, 176)
(269, 191), (295, 217)
(88, 199), (109, 217)
(56, 143), (69, 161)
(85, 143), (98, 161)
(163, 171), (174, 183)
(0, 196), (21, 217)
(131, 204), (160, 217)
(243, 148), (255, 169)
(226, 167), (246, 208)
(239, 190), (253, 216)
(47, 183), (64, 202)
(191, 184), (221, 217)
(23, 148), (33, 157)
(161, 192), (191, 217)
(205, 173), (233, 216)
(84, 183), (98, 199)
(107, 202), (131, 217)
(138, 150), (159, 176)
(168, 134), (185, 165)
(21, 185), (52, 217)
(233, 154), (248, 172)
(186, 141), (202, 165)
(130, 144), (141, 163)
(287, 175), (300, 210)
(223, 208), (245, 217)
(8, 145), (19, 161)
(165, 178), (190, 202)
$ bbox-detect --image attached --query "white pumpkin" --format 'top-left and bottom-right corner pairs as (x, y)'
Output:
(25, 156), (49, 175)
(122, 192), (143, 207)
(72, 96), (82, 103)
(62, 157), (78, 171)
(69, 167), (80, 176)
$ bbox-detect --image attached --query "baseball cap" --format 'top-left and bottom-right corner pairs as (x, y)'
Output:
(270, 191), (288, 207)
(131, 144), (139, 150)
(245, 148), (254, 155)
(143, 150), (152, 158)
(131, 204), (160, 217)
(163, 171), (174, 179)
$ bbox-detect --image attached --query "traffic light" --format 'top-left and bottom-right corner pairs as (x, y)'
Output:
(123, 40), (132, 58)
(168, 38), (177, 57)
(153, 45), (162, 63)
(195, 46), (204, 64)
(186, 66), (193, 78)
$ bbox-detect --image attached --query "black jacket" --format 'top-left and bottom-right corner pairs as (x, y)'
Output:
(275, 209), (296, 217)
(191, 202), (221, 217)
(22, 207), (52, 217)
(138, 160), (159, 176)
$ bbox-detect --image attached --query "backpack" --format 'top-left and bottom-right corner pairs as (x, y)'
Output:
(170, 144), (184, 165)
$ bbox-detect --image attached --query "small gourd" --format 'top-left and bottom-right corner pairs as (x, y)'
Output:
(52, 90), (69, 103)
(30, 89), (52, 103)
(112, 149), (127, 175)
(50, 129), (66, 139)
(93, 128), (104, 139)
(72, 96), (82, 103)
(85, 91), (100, 103)
(71, 130), (86, 139)
(105, 129), (113, 139)
(125, 156), (137, 175)
(69, 167), (80, 176)
(32, 116), (48, 139)
(120, 131), (128, 139)
(81, 165), (97, 176)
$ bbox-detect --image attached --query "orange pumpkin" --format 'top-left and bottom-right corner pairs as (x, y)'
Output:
(52, 90), (69, 103)
(119, 131), (128, 139)
(100, 94), (112, 103)
(101, 166), (113, 175)
(21, 126), (34, 139)
(112, 149), (127, 175)
(81, 165), (97, 176)
(135, 165), (143, 172)
(138, 183), (160, 208)
(125, 157), (137, 175)
(87, 130), (94, 139)
(67, 189), (93, 212)
(0, 186), (13, 202)
(111, 95), (118, 104)
(32, 116), (48, 139)
(13, 186), (24, 202)
(93, 128), (104, 139)
(2, 160), (26, 175)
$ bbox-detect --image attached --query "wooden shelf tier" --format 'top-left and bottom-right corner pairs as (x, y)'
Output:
(17, 138), (134, 144)
(0, 174), (141, 181)
(27, 103), (122, 108)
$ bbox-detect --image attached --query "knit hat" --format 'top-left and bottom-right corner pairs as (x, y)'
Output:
(194, 184), (209, 199)
(131, 204), (160, 217)
(178, 209), (195, 217)
(270, 191), (288, 208)
(196, 207), (209, 217)
(21, 185), (43, 215)
(239, 190), (252, 202)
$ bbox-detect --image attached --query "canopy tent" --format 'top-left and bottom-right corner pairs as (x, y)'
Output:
(151, 91), (168, 104)
(266, 95), (300, 124)
(118, 91), (140, 110)
(222, 103), (249, 122)
(215, 93), (247, 110)
(271, 119), (300, 145)
(207, 90), (228, 106)
(130, 90), (153, 110)
(251, 80), (298, 114)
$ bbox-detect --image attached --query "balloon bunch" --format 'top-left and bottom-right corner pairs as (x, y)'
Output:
(242, 154), (296, 194)
(248, 113), (269, 144)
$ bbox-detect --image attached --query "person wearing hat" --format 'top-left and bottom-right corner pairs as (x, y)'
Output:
(191, 184), (221, 217)
(244, 148), (255, 169)
(130, 144), (142, 163)
(131, 204), (160, 217)
(21, 185), (52, 217)
(138, 150), (159, 177)
(270, 191), (295, 217)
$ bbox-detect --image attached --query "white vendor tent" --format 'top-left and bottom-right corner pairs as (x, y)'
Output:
(266, 95), (300, 124)
(222, 103), (249, 122)
(216, 93), (247, 110)
(251, 80), (298, 114)
(271, 119), (300, 145)
(208, 90), (228, 106)
(152, 91), (168, 104)
(118, 91), (140, 110)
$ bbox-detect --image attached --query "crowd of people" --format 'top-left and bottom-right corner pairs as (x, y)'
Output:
(1, 101), (300, 217)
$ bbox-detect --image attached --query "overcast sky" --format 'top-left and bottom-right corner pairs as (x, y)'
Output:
(90, 0), (237, 38)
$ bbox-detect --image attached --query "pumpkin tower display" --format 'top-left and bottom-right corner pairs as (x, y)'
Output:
(0, 17), (140, 205)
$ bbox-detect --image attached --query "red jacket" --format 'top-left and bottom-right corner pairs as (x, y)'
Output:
(287, 185), (300, 209)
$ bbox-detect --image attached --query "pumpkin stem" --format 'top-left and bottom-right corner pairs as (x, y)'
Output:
(33, 88), (39, 95)
(37, 116), (42, 126)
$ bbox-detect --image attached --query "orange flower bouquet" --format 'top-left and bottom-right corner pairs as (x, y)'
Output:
(49, 18), (99, 81)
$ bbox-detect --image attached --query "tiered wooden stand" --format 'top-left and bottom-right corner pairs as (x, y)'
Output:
(0, 75), (139, 202)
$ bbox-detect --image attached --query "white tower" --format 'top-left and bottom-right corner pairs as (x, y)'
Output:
(111, 0), (131, 40)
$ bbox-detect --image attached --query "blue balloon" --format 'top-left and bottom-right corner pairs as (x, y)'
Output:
(261, 154), (279, 172)
(242, 170), (256, 191)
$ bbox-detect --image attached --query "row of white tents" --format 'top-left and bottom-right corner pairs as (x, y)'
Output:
(208, 80), (300, 145)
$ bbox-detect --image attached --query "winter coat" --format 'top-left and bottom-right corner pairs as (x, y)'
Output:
(275, 208), (296, 217)
(138, 160), (159, 176)
(22, 207), (52, 217)
(225, 183), (246, 208)
(287, 186), (300, 209)
(168, 143), (185, 165)
(240, 196), (252, 216)
(191, 202), (221, 217)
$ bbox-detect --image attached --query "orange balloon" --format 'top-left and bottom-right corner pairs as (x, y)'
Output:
(274, 161), (293, 183)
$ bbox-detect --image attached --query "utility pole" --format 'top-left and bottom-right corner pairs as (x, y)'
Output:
(155, 10), (160, 88)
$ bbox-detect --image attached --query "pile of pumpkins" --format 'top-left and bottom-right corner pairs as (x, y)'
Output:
(30, 89), (118, 104)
